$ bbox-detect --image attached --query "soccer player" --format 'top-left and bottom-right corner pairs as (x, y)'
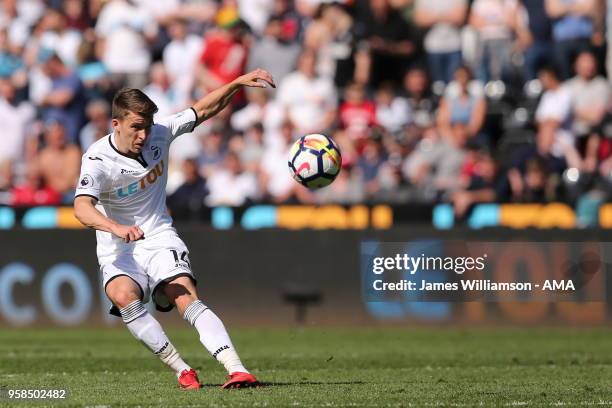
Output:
(73, 69), (275, 390)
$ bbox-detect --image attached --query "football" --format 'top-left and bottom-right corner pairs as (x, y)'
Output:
(288, 134), (342, 189)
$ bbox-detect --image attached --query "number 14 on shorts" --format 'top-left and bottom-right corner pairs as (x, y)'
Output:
(170, 250), (190, 269)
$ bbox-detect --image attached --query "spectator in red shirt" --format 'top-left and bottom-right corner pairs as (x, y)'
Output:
(197, 6), (249, 95)
(339, 82), (377, 147)
(10, 161), (62, 207)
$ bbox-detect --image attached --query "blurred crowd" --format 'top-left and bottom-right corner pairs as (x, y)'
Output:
(1, 0), (612, 221)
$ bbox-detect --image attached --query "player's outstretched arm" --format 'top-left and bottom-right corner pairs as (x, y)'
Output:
(192, 68), (275, 127)
(74, 196), (144, 243)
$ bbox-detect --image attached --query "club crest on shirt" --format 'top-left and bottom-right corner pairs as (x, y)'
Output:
(151, 145), (161, 160)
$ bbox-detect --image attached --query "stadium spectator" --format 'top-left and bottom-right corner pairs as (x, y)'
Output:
(375, 82), (411, 135)
(0, 0), (611, 212)
(0, 0), (44, 53)
(468, 0), (520, 83)
(238, 122), (266, 172)
(357, 138), (387, 198)
(237, 0), (275, 35)
(247, 16), (301, 89)
(197, 125), (227, 178)
(315, 164), (366, 204)
(353, 0), (417, 87)
(608, 0), (612, 80)
(597, 138), (612, 179)
(162, 17), (203, 105)
(451, 148), (508, 217)
(270, 0), (303, 43)
(401, 66), (437, 141)
(79, 99), (111, 150)
(167, 158), (208, 218)
(86, 0), (106, 24)
(132, 0), (181, 27)
(592, 0), (606, 57)
(437, 65), (487, 147)
(38, 48), (86, 143)
(75, 32), (112, 102)
(10, 161), (62, 206)
(534, 64), (579, 170)
(378, 128), (408, 196)
(206, 151), (258, 206)
(332, 129), (359, 170)
(260, 120), (311, 203)
(161, 0), (218, 26)
(339, 81), (377, 145)
(545, 0), (598, 79)
(403, 124), (469, 201)
(35, 8), (82, 68)
(230, 87), (284, 143)
(197, 6), (248, 94)
(37, 120), (81, 196)
(303, 3), (355, 87)
(294, 0), (320, 20)
(413, 0), (467, 84)
(516, 0), (553, 81)
(62, 0), (92, 32)
(143, 62), (181, 119)
(565, 51), (610, 172)
(95, 0), (158, 89)
(0, 78), (35, 190)
(138, 0), (188, 69)
(507, 156), (555, 202)
(276, 49), (337, 135)
(0, 28), (26, 82)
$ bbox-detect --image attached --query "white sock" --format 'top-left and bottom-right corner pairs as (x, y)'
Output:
(183, 300), (248, 374)
(120, 300), (191, 376)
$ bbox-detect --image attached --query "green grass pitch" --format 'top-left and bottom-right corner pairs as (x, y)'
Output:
(0, 327), (610, 407)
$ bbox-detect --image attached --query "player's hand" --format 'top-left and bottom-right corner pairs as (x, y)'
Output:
(235, 69), (276, 89)
(111, 224), (145, 243)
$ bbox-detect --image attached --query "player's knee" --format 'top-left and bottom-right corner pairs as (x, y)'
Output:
(163, 284), (198, 314)
(109, 289), (141, 309)
(173, 295), (199, 316)
(174, 293), (199, 308)
(163, 276), (197, 302)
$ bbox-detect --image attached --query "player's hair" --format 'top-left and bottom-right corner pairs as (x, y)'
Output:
(112, 88), (158, 120)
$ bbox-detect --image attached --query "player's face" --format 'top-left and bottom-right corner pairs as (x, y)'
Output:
(113, 111), (153, 155)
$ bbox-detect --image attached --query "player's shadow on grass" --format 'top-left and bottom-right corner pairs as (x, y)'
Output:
(260, 381), (366, 386)
(200, 381), (366, 388)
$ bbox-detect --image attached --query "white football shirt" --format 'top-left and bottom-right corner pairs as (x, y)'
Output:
(75, 108), (197, 261)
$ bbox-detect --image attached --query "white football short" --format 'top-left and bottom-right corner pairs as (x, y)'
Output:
(100, 232), (196, 316)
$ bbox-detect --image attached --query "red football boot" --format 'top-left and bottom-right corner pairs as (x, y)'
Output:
(221, 372), (259, 389)
(178, 369), (201, 390)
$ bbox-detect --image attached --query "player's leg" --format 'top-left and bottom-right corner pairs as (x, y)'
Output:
(161, 276), (258, 388)
(105, 275), (199, 389)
